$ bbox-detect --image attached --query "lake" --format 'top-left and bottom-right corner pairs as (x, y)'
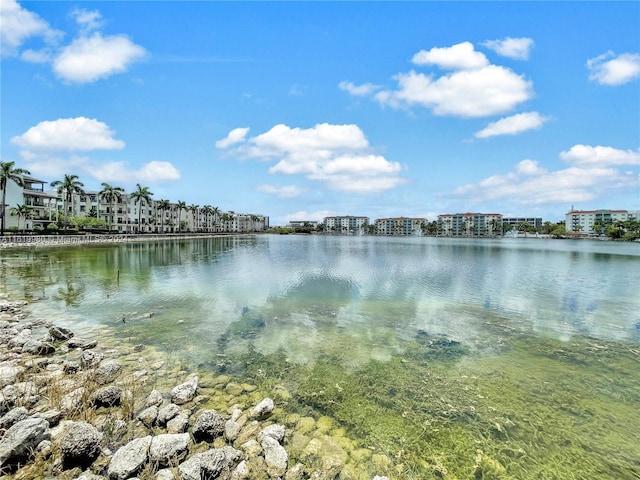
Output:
(2, 235), (639, 479)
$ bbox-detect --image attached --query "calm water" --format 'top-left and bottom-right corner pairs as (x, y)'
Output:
(2, 235), (639, 478)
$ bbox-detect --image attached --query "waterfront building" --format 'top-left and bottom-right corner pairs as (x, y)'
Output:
(375, 217), (426, 236)
(288, 220), (320, 229)
(1, 172), (268, 234)
(565, 209), (639, 235)
(437, 213), (503, 237)
(323, 215), (369, 235)
(502, 217), (542, 232)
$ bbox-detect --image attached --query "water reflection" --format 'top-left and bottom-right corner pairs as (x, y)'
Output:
(1, 236), (639, 365)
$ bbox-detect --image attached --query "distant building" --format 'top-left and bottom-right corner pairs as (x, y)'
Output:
(288, 220), (319, 229)
(565, 209), (639, 235)
(1, 174), (58, 231)
(323, 216), (369, 235)
(437, 213), (503, 237)
(502, 217), (542, 231)
(375, 217), (426, 236)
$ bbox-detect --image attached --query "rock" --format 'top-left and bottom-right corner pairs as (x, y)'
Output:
(166, 412), (190, 433)
(145, 389), (163, 407)
(90, 385), (122, 407)
(170, 376), (198, 405)
(261, 435), (288, 478)
(21, 337), (55, 355)
(177, 446), (242, 480)
(157, 403), (180, 426)
(225, 419), (242, 441)
(192, 409), (226, 441)
(60, 421), (103, 469)
(33, 409), (63, 427)
(284, 462), (306, 480)
(230, 459), (249, 480)
(49, 325), (74, 341)
(107, 435), (151, 480)
(69, 338), (98, 350)
(259, 424), (285, 444)
(63, 360), (81, 374)
(155, 468), (175, 479)
(36, 439), (52, 458)
(0, 417), (50, 469)
(136, 405), (158, 428)
(0, 406), (29, 430)
(148, 433), (190, 466)
(80, 350), (103, 368)
(0, 364), (24, 388)
(60, 387), (86, 414)
(95, 360), (122, 384)
(234, 421), (261, 446)
(249, 398), (274, 419)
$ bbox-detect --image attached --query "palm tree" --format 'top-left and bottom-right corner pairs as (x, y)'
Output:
(157, 199), (170, 233)
(1, 161), (30, 234)
(50, 174), (85, 229)
(220, 212), (232, 233)
(129, 184), (154, 233)
(99, 183), (125, 232)
(201, 205), (213, 232)
(10, 204), (34, 232)
(211, 206), (220, 232)
(176, 201), (186, 232)
(188, 204), (200, 232)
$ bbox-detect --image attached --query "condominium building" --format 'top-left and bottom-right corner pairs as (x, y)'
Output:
(502, 217), (543, 231)
(375, 217), (426, 236)
(288, 220), (320, 229)
(565, 209), (639, 234)
(437, 213), (503, 237)
(1, 173), (268, 234)
(323, 216), (369, 235)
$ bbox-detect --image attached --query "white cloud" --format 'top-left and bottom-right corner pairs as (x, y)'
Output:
(587, 51), (640, 86)
(256, 184), (305, 198)
(412, 42), (489, 70)
(218, 123), (406, 194)
(346, 41), (533, 118)
(0, 0), (63, 56)
(11, 117), (125, 152)
(338, 81), (380, 96)
(475, 112), (549, 138)
(376, 66), (532, 117)
(71, 8), (103, 34)
(559, 145), (640, 166)
(53, 32), (147, 83)
(482, 37), (534, 60)
(20, 48), (52, 63)
(216, 127), (250, 149)
(453, 147), (639, 207)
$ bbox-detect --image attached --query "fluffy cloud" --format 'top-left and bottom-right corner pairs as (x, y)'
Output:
(453, 145), (639, 206)
(90, 160), (180, 183)
(587, 52), (640, 86)
(559, 145), (640, 166)
(474, 112), (549, 138)
(347, 42), (533, 118)
(481, 37), (534, 60)
(256, 184), (305, 198)
(11, 117), (125, 152)
(71, 8), (103, 34)
(0, 0), (63, 56)
(215, 127), (250, 149)
(217, 123), (406, 194)
(412, 42), (489, 70)
(53, 32), (147, 83)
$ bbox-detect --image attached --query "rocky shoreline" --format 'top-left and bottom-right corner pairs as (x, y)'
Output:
(0, 298), (390, 480)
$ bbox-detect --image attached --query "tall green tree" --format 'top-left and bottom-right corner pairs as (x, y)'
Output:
(10, 204), (34, 232)
(129, 184), (154, 233)
(157, 199), (170, 233)
(188, 204), (200, 232)
(50, 174), (85, 229)
(99, 183), (125, 232)
(176, 201), (186, 232)
(0, 161), (30, 234)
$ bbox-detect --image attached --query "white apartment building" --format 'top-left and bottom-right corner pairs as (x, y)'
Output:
(437, 213), (503, 237)
(1, 173), (268, 234)
(565, 209), (639, 234)
(323, 216), (369, 235)
(375, 217), (426, 236)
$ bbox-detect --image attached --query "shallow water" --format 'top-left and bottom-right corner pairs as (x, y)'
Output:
(2, 235), (639, 478)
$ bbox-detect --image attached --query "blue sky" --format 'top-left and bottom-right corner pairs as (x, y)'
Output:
(2, 1), (639, 225)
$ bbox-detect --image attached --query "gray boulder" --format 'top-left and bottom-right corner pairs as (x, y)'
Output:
(95, 360), (122, 385)
(0, 364), (24, 388)
(249, 398), (274, 418)
(157, 403), (180, 426)
(60, 387), (85, 414)
(261, 435), (288, 478)
(170, 376), (198, 405)
(259, 424), (285, 444)
(90, 385), (122, 408)
(148, 433), (190, 466)
(107, 435), (151, 480)
(60, 421), (103, 469)
(49, 325), (74, 341)
(0, 406), (29, 430)
(145, 389), (164, 407)
(166, 412), (190, 433)
(192, 409), (225, 441)
(178, 446), (242, 480)
(0, 417), (50, 469)
(137, 405), (158, 427)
